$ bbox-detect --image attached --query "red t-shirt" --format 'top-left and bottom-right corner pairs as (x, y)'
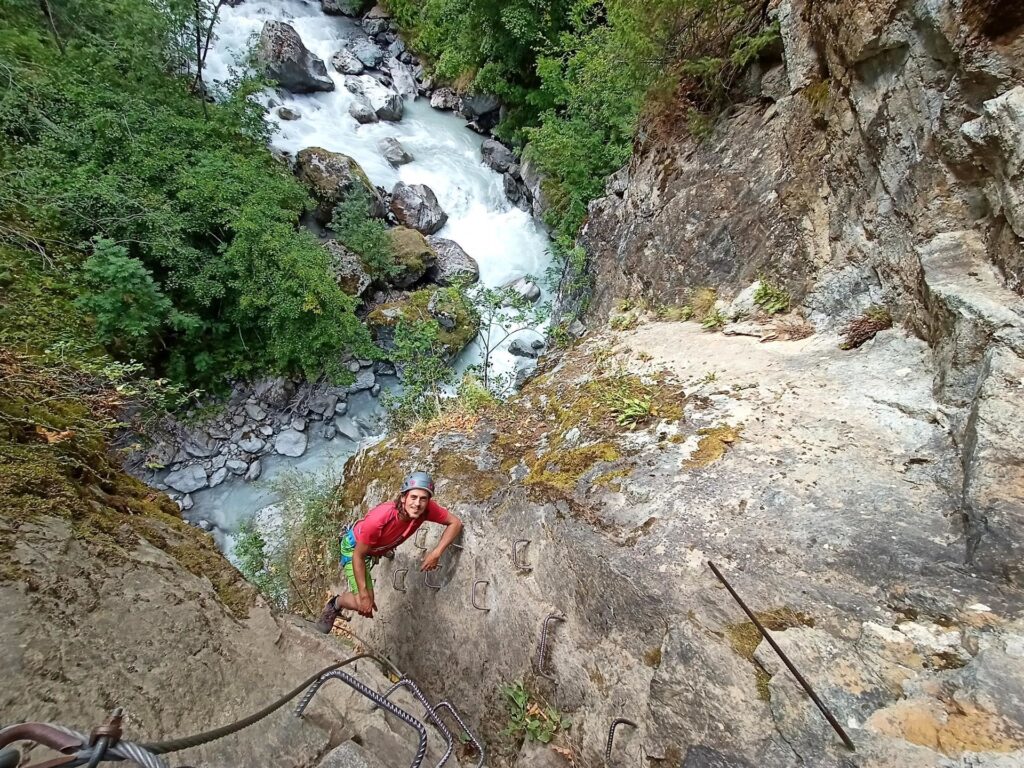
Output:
(353, 499), (450, 555)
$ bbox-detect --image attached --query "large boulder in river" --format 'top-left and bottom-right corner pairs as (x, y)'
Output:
(387, 227), (436, 289)
(426, 236), (480, 286)
(378, 137), (413, 167)
(366, 287), (479, 359)
(325, 240), (372, 297)
(430, 88), (459, 111)
(295, 147), (385, 225)
(458, 91), (500, 120)
(385, 57), (417, 100)
(480, 139), (515, 173)
(320, 0), (369, 15)
(390, 182), (447, 235)
(256, 21), (334, 94)
(348, 97), (378, 124)
(330, 49), (364, 75)
(347, 37), (385, 69)
(374, 91), (404, 122)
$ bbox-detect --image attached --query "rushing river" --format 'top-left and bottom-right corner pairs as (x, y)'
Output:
(189, 0), (552, 553)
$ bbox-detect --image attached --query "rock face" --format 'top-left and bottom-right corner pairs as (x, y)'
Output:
(295, 147), (386, 224)
(425, 236), (480, 285)
(256, 21), (334, 94)
(389, 182), (448, 234)
(570, 0), (1024, 585)
(1, 507), (456, 767)
(338, 322), (1024, 768)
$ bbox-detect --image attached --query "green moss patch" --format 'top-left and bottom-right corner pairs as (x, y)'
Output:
(686, 425), (741, 468)
(725, 608), (815, 701)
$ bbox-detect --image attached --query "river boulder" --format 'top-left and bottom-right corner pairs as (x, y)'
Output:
(256, 21), (334, 94)
(347, 37), (384, 69)
(430, 88), (459, 111)
(348, 97), (378, 124)
(295, 147), (386, 224)
(480, 139), (514, 173)
(375, 91), (404, 122)
(386, 57), (417, 100)
(325, 240), (372, 297)
(387, 227), (436, 289)
(425, 236), (480, 286)
(378, 137), (413, 167)
(390, 182), (447, 235)
(365, 287), (479, 360)
(330, 49), (364, 75)
(320, 0), (369, 15)
(274, 429), (308, 458)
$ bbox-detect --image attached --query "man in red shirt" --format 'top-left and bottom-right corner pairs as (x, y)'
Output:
(315, 470), (463, 632)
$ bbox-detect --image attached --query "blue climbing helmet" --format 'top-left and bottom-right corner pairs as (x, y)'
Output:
(400, 470), (434, 497)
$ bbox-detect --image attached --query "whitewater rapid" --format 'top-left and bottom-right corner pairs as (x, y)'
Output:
(191, 0), (552, 551)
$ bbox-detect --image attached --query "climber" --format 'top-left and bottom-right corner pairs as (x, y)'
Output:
(315, 470), (463, 633)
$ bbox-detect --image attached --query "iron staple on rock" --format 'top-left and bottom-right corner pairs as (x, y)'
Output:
(535, 612), (566, 680)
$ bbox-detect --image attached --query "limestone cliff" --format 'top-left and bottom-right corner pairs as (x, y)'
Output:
(574, 0), (1024, 586)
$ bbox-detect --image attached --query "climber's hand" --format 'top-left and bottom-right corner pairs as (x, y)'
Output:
(420, 550), (442, 572)
(358, 590), (375, 617)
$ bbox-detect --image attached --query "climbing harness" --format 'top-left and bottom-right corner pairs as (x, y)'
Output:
(708, 561), (856, 752)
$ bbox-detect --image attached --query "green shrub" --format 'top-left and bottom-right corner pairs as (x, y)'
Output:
(753, 280), (790, 315)
(332, 191), (399, 281)
(501, 680), (572, 744)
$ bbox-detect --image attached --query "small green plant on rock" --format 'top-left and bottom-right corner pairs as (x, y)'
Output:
(610, 312), (639, 331)
(701, 309), (728, 330)
(753, 280), (790, 315)
(501, 681), (571, 745)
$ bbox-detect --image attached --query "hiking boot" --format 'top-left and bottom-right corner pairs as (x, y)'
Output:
(315, 596), (340, 634)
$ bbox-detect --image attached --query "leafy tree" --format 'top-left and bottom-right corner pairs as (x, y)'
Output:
(468, 282), (549, 393)
(332, 192), (399, 281)
(380, 319), (456, 428)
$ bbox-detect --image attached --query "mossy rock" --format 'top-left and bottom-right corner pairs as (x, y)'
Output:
(387, 226), (436, 289)
(366, 286), (480, 360)
(295, 147), (385, 225)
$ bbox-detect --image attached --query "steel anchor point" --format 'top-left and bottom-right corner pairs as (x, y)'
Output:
(424, 568), (443, 590)
(513, 539), (532, 571)
(471, 580), (491, 611)
(414, 527), (430, 550)
(535, 612), (566, 679)
(393, 568), (408, 592)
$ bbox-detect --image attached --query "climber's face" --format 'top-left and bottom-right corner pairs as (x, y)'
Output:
(403, 488), (431, 519)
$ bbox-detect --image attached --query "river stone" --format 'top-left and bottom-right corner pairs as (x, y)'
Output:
(334, 417), (362, 442)
(370, 383), (381, 397)
(330, 49), (364, 75)
(385, 57), (417, 100)
(238, 435), (265, 453)
(321, 422), (337, 440)
(427, 290), (456, 330)
(425, 236), (479, 285)
(226, 459), (248, 475)
(208, 467), (228, 488)
(390, 182), (447, 234)
(480, 138), (514, 173)
(430, 88), (459, 111)
(502, 276), (541, 303)
(378, 137), (413, 167)
(256, 21), (335, 94)
(183, 431), (218, 458)
(508, 338), (539, 359)
(362, 17), (388, 36)
(347, 368), (376, 393)
(165, 465), (208, 494)
(375, 92), (403, 122)
(458, 90), (499, 120)
(347, 37), (384, 69)
(349, 97), (379, 124)
(295, 147), (386, 224)
(335, 401), (348, 417)
(320, 0), (368, 15)
(244, 460), (262, 482)
(253, 377), (294, 408)
(325, 240), (371, 297)
(277, 106), (300, 121)
(387, 227), (436, 288)
(309, 393), (339, 418)
(244, 402), (266, 421)
(178, 494), (194, 512)
(291, 417), (306, 432)
(258, 425), (273, 437)
(274, 429), (308, 457)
